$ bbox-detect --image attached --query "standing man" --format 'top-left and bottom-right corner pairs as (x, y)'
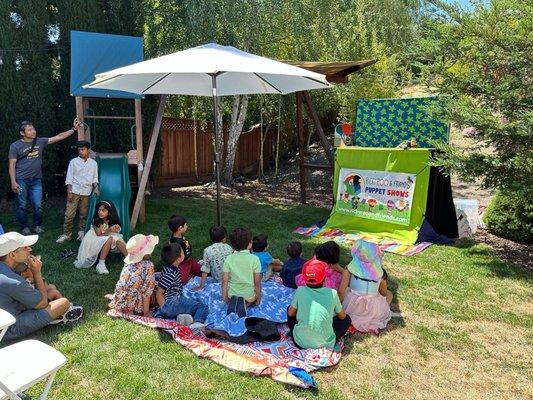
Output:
(56, 140), (99, 243)
(9, 118), (83, 235)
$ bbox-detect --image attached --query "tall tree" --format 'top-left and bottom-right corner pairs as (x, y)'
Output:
(415, 0), (532, 191)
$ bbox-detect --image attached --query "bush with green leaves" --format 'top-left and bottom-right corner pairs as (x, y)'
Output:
(484, 191), (533, 244)
(414, 0), (532, 241)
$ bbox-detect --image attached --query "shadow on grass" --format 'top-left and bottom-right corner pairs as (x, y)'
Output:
(453, 238), (532, 282)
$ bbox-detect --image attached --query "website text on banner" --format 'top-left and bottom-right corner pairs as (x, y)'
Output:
(336, 168), (416, 226)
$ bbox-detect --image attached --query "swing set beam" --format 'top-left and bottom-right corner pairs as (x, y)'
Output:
(292, 59), (377, 204)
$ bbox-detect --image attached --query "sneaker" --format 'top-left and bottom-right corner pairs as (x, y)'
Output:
(34, 226), (45, 234)
(77, 230), (85, 241)
(176, 314), (194, 326)
(49, 305), (83, 325)
(56, 234), (71, 243)
(96, 263), (109, 275)
(21, 227), (31, 235)
(189, 322), (206, 334)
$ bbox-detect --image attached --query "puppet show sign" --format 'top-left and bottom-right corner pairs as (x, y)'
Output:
(336, 168), (416, 226)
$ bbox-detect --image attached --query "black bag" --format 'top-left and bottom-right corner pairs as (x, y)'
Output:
(17, 137), (38, 161)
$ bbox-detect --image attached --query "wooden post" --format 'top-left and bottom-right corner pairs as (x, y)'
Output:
(75, 96), (85, 140)
(131, 95), (167, 229)
(134, 99), (145, 223)
(193, 119), (199, 181)
(296, 92), (307, 204)
(302, 90), (334, 166)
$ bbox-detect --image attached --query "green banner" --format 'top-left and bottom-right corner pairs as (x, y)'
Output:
(326, 148), (431, 244)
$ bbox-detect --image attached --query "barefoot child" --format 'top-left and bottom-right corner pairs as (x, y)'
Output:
(154, 243), (208, 330)
(194, 226), (233, 290)
(222, 228), (261, 317)
(337, 240), (392, 334)
(109, 234), (158, 316)
(168, 214), (201, 284)
(287, 258), (351, 349)
(252, 234), (283, 281)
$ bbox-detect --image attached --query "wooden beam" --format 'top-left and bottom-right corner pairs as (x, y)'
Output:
(303, 163), (332, 170)
(134, 99), (145, 223)
(75, 96), (85, 140)
(131, 94), (167, 229)
(301, 91), (334, 166)
(296, 92), (307, 204)
(325, 74), (349, 84)
(83, 115), (135, 120)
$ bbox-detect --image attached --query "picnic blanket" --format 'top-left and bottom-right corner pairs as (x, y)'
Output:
(197, 279), (293, 337)
(108, 277), (349, 388)
(294, 224), (432, 256)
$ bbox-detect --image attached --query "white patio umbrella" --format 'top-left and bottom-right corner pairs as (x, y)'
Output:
(85, 43), (330, 225)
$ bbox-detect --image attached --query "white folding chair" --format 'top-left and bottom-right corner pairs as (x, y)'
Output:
(0, 310), (67, 400)
(0, 309), (16, 343)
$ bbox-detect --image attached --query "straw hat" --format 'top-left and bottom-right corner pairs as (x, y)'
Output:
(347, 240), (383, 282)
(124, 234), (159, 264)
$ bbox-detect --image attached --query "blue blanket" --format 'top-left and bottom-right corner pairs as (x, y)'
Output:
(181, 277), (294, 337)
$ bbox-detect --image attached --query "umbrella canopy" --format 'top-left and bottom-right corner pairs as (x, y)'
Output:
(84, 43), (330, 226)
(84, 43), (330, 95)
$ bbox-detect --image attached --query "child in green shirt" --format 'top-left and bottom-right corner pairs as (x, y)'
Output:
(222, 228), (261, 317)
(287, 258), (351, 349)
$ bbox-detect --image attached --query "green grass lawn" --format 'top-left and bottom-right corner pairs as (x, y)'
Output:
(2, 196), (532, 399)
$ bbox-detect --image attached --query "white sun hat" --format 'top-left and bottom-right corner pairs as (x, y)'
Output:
(124, 234), (159, 264)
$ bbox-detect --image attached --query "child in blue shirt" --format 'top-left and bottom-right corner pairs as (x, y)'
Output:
(280, 241), (305, 289)
(154, 243), (208, 331)
(252, 234), (283, 281)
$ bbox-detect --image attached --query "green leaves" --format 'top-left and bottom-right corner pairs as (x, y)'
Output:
(414, 0), (533, 192)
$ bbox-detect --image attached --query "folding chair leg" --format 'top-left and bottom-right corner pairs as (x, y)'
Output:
(39, 371), (57, 400)
(0, 380), (23, 400)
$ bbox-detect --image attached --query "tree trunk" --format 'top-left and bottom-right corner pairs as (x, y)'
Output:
(222, 95), (249, 185)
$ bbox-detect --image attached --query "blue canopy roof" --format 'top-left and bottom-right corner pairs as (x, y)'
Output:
(70, 30), (143, 99)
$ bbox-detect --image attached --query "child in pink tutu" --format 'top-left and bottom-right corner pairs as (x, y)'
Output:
(338, 240), (392, 334)
(295, 241), (343, 289)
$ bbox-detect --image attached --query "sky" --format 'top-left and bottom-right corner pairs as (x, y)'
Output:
(444, 0), (489, 10)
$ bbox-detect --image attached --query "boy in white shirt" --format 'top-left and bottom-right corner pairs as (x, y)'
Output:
(56, 141), (99, 243)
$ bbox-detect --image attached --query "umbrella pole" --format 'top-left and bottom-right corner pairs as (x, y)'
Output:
(211, 74), (222, 226)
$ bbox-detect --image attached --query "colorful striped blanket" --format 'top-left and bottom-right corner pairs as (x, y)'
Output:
(107, 278), (351, 388)
(293, 225), (432, 256)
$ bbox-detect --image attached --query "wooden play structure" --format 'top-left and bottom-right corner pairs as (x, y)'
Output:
(286, 60), (376, 204)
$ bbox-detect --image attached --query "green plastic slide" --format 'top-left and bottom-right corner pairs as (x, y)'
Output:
(84, 154), (132, 241)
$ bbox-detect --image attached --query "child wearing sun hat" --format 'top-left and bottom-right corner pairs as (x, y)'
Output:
(109, 234), (159, 316)
(287, 258), (351, 349)
(337, 240), (392, 334)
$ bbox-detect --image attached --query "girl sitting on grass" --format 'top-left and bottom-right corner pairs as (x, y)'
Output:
(74, 200), (128, 274)
(109, 234), (159, 317)
(337, 240), (392, 334)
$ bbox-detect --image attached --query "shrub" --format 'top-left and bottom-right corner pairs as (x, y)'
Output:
(484, 191), (533, 244)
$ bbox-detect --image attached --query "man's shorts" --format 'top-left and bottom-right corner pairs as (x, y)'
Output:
(4, 308), (53, 342)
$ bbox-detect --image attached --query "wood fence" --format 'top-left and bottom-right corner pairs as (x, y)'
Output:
(156, 117), (274, 186)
